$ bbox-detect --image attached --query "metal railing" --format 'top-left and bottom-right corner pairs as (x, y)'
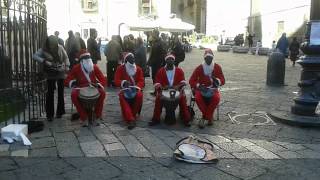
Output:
(0, 0), (47, 125)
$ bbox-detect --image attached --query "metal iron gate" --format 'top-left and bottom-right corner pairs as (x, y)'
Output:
(0, 0), (47, 125)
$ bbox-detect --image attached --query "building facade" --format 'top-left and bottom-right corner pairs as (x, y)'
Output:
(46, 0), (171, 41)
(171, 0), (206, 33)
(248, 0), (310, 47)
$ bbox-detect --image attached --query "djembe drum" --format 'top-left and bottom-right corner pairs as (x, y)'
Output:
(200, 87), (215, 104)
(161, 89), (181, 125)
(78, 86), (100, 124)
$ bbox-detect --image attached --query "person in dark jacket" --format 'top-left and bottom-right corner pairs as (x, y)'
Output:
(276, 33), (289, 55)
(171, 36), (185, 67)
(289, 37), (300, 66)
(65, 30), (80, 69)
(33, 36), (69, 121)
(105, 35), (122, 86)
(87, 29), (101, 64)
(75, 32), (86, 49)
(147, 29), (166, 83)
(135, 37), (147, 76)
(54, 31), (64, 48)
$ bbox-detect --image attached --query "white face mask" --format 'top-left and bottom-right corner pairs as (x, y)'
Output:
(81, 58), (94, 73)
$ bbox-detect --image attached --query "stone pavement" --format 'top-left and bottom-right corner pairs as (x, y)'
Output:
(1, 49), (320, 180)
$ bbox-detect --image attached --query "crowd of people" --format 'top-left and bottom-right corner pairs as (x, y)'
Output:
(33, 28), (225, 130)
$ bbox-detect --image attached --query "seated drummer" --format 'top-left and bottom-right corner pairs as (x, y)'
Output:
(114, 52), (145, 130)
(64, 49), (107, 127)
(189, 49), (225, 128)
(148, 53), (191, 127)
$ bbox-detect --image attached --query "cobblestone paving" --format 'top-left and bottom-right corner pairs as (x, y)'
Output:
(1, 49), (320, 179)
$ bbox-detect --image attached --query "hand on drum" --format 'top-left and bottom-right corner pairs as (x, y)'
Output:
(122, 81), (130, 88)
(212, 78), (220, 88)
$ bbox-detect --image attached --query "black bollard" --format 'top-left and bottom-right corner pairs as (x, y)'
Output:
(266, 51), (285, 86)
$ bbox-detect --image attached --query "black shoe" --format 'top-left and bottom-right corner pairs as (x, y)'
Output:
(47, 117), (53, 122)
(128, 121), (136, 130)
(150, 91), (156, 96)
(71, 113), (80, 121)
(148, 120), (160, 126)
(208, 121), (213, 126)
(56, 114), (62, 119)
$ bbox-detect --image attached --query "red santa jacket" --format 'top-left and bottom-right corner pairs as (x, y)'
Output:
(154, 67), (186, 87)
(114, 64), (145, 89)
(64, 64), (107, 88)
(189, 63), (225, 89)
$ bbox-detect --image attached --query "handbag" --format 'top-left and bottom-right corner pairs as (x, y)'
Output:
(174, 135), (218, 163)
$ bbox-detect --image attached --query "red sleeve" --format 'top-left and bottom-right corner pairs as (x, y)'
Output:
(136, 67), (145, 89)
(64, 66), (77, 87)
(114, 65), (123, 87)
(176, 68), (186, 85)
(189, 66), (199, 89)
(214, 64), (225, 86)
(155, 68), (164, 86)
(94, 65), (107, 87)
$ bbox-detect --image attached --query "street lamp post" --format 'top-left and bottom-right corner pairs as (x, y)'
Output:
(291, 0), (320, 116)
(270, 0), (320, 126)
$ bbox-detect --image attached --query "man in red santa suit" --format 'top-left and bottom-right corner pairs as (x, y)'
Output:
(148, 53), (191, 127)
(189, 48), (225, 128)
(114, 52), (144, 130)
(64, 49), (107, 126)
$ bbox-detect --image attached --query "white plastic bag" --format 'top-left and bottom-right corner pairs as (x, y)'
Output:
(315, 101), (320, 115)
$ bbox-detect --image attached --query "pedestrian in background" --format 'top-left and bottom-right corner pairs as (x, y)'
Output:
(54, 31), (64, 48)
(135, 37), (147, 77)
(171, 36), (185, 67)
(87, 29), (101, 64)
(33, 36), (69, 121)
(65, 30), (80, 69)
(276, 33), (289, 56)
(105, 35), (122, 87)
(289, 37), (300, 66)
(75, 32), (86, 49)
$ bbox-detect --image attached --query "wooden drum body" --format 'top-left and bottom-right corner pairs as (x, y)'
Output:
(78, 86), (100, 111)
(161, 89), (181, 125)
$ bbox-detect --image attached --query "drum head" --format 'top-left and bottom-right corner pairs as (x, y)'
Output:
(124, 87), (137, 99)
(162, 89), (180, 101)
(200, 88), (214, 98)
(79, 86), (100, 99)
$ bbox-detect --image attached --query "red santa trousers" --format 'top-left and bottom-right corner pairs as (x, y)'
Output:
(119, 91), (143, 122)
(194, 90), (220, 121)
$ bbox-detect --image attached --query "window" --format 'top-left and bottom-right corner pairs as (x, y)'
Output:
(81, 0), (98, 12)
(277, 21), (284, 34)
(139, 0), (153, 16)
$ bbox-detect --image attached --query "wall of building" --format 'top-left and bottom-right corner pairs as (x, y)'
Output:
(249, 0), (310, 47)
(171, 0), (206, 33)
(206, 0), (250, 39)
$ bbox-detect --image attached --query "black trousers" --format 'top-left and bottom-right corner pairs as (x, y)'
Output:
(151, 65), (161, 83)
(107, 61), (118, 86)
(46, 79), (65, 118)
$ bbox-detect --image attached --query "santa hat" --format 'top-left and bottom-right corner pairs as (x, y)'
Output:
(123, 52), (134, 62)
(77, 49), (91, 61)
(165, 53), (175, 61)
(204, 48), (214, 58)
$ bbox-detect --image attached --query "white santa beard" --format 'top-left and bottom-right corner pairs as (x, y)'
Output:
(125, 62), (136, 76)
(202, 61), (214, 76)
(81, 59), (94, 73)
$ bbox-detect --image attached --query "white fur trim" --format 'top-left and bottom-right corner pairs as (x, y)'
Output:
(204, 53), (214, 58)
(180, 80), (187, 85)
(124, 53), (134, 61)
(69, 80), (76, 88)
(79, 52), (91, 59)
(165, 54), (175, 61)
(154, 83), (161, 88)
(97, 83), (104, 89)
(196, 83), (200, 88)
(121, 80), (127, 88)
